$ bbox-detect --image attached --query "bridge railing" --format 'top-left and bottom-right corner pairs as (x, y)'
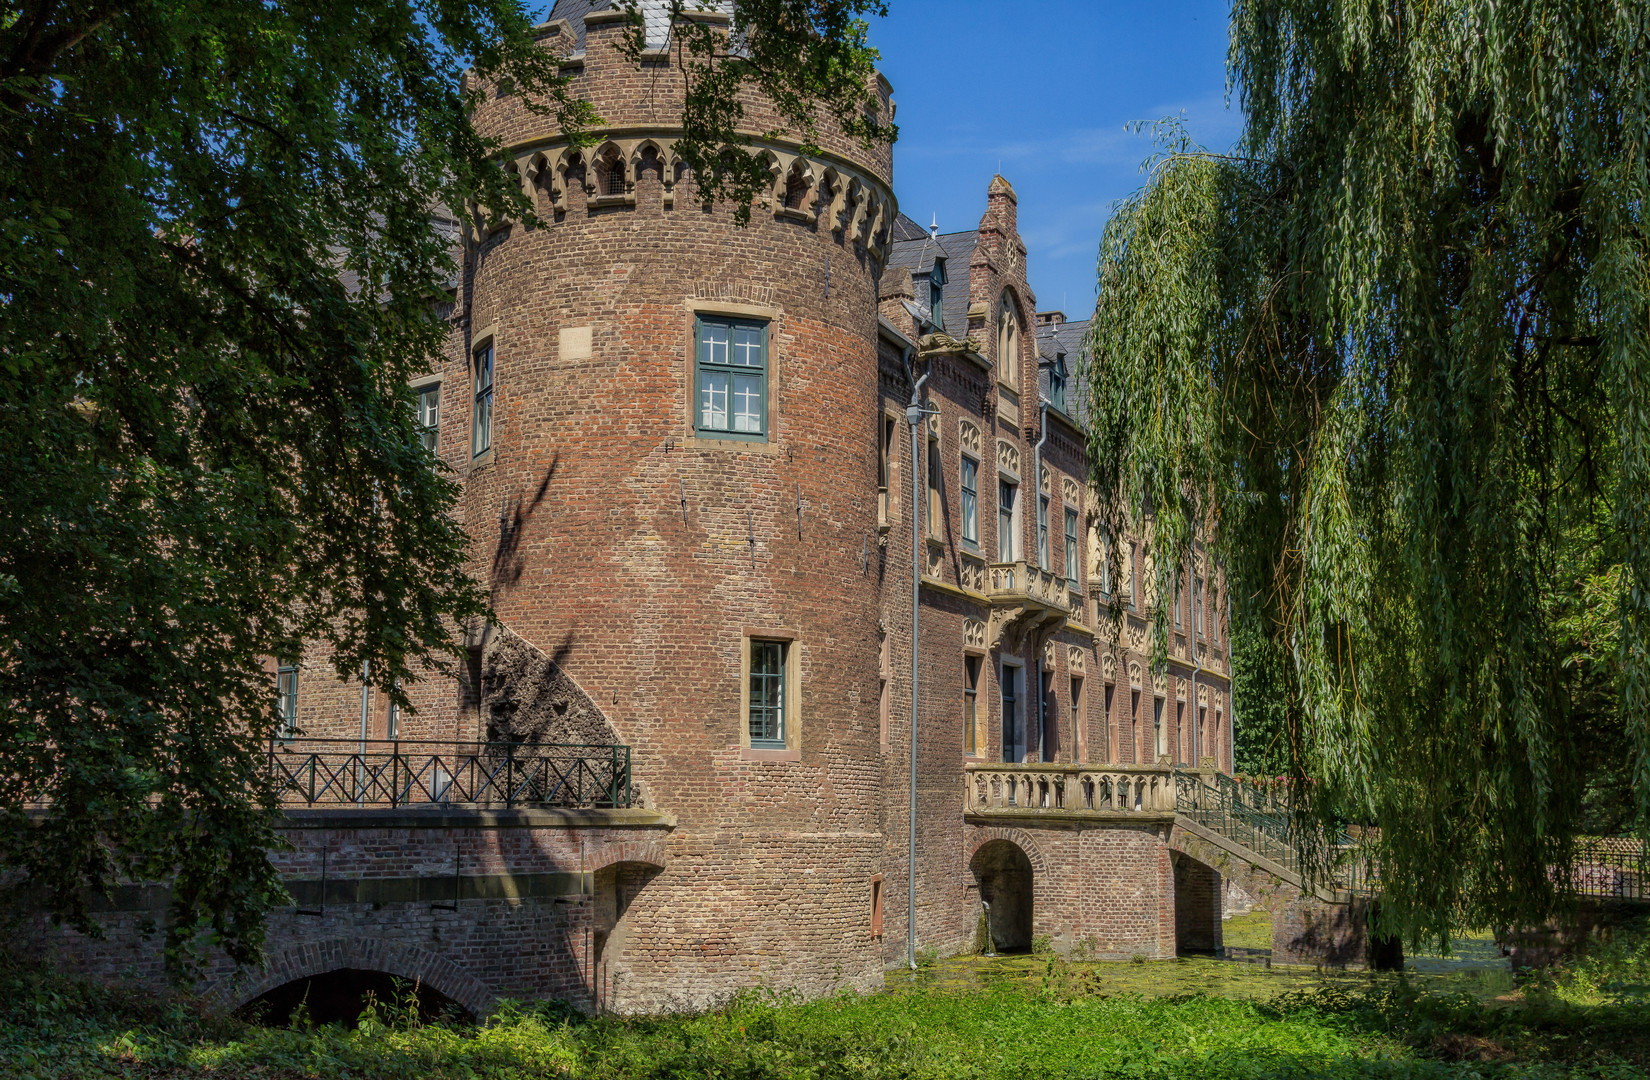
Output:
(1174, 770), (1367, 893)
(265, 738), (632, 809)
(1571, 838), (1648, 901)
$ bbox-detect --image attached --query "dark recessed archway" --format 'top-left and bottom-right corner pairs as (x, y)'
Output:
(237, 968), (474, 1028)
(970, 838), (1035, 952)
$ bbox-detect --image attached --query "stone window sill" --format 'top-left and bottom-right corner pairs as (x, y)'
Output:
(740, 748), (800, 762)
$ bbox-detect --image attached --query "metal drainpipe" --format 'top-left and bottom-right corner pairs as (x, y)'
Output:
(903, 345), (928, 972)
(1188, 549), (1198, 768)
(1032, 399), (1049, 761)
(357, 659), (371, 806)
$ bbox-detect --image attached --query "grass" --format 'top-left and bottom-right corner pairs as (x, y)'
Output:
(1, 920), (1647, 1080)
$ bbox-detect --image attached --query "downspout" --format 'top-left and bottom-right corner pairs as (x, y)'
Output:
(903, 345), (928, 972)
(357, 659), (371, 806)
(1032, 399), (1049, 762)
(1188, 549), (1198, 768)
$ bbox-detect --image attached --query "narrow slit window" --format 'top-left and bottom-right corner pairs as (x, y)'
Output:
(963, 654), (981, 756)
(960, 456), (978, 547)
(1038, 495), (1050, 569)
(927, 434), (942, 538)
(472, 342), (494, 458)
(998, 479), (1017, 562)
(417, 384), (440, 453)
(749, 639), (788, 748)
(276, 662), (299, 740)
(1064, 508), (1079, 587)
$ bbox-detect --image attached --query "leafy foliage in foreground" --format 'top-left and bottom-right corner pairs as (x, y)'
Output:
(0, 0), (888, 971)
(1084, 1), (1650, 940)
(4, 929), (1650, 1079)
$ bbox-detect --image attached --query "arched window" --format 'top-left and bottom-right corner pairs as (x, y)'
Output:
(783, 163), (809, 210)
(997, 291), (1021, 386)
(600, 151), (626, 196)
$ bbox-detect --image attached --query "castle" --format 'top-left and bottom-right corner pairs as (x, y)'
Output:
(31, 0), (1268, 1017)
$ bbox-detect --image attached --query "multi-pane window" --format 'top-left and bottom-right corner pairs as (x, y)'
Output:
(1050, 352), (1068, 412)
(1001, 663), (1022, 763)
(1154, 697), (1166, 759)
(748, 639), (787, 748)
(998, 479), (1017, 562)
(960, 456), (979, 547)
(276, 662), (299, 739)
(1175, 582), (1183, 629)
(963, 655), (981, 756)
(696, 316), (768, 440)
(927, 434), (942, 537)
(1194, 579), (1204, 638)
(1037, 495), (1050, 569)
(1064, 509), (1079, 587)
(472, 342), (493, 458)
(416, 384), (440, 453)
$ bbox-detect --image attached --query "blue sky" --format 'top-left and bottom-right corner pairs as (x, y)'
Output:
(869, 0), (1240, 322)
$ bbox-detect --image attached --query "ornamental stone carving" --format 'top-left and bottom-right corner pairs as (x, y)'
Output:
(1067, 646), (1086, 674)
(960, 556), (986, 593)
(1043, 639), (1056, 668)
(996, 439), (1020, 477)
(1101, 654), (1116, 682)
(1175, 679), (1187, 701)
(1197, 685), (1210, 705)
(926, 412), (941, 440)
(1152, 672), (1166, 695)
(960, 419), (982, 456)
(1062, 476), (1081, 507)
(1040, 468), (1051, 495)
(1128, 660), (1142, 687)
(963, 618), (986, 649)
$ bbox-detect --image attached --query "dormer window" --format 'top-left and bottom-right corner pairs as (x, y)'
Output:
(1050, 352), (1068, 412)
(928, 259), (947, 331)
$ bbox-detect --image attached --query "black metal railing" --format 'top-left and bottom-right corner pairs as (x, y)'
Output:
(1174, 770), (1366, 893)
(1571, 839), (1648, 902)
(266, 738), (632, 809)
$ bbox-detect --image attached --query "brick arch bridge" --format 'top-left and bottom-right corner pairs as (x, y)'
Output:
(25, 805), (676, 1016)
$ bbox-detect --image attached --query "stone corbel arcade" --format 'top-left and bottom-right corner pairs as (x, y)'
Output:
(477, 133), (898, 261)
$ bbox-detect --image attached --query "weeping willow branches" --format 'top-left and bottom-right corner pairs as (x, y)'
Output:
(1083, 1), (1650, 940)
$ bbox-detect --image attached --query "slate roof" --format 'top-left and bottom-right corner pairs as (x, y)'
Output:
(885, 218), (978, 334)
(1037, 316), (1091, 430)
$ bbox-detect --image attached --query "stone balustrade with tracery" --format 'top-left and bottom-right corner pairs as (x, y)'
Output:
(964, 763), (1177, 817)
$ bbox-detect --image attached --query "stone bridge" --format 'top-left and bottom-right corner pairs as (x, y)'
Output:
(23, 753), (675, 1019)
(962, 763), (1390, 967)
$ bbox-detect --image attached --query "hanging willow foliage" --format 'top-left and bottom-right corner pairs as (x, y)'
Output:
(1083, 2), (1650, 941)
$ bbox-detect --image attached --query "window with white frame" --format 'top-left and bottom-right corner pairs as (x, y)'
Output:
(416, 384), (440, 453)
(696, 315), (769, 440)
(276, 662), (299, 739)
(471, 342), (493, 458)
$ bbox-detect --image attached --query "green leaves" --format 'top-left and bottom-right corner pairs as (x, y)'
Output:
(1087, 1), (1650, 941)
(0, 0), (581, 969)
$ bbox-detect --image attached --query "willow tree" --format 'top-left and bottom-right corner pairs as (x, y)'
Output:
(1084, 3), (1649, 940)
(0, 0), (887, 971)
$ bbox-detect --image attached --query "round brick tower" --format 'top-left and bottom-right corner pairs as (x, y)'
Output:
(459, 2), (897, 1010)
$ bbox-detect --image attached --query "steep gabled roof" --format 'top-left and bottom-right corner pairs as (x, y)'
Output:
(885, 222), (977, 333)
